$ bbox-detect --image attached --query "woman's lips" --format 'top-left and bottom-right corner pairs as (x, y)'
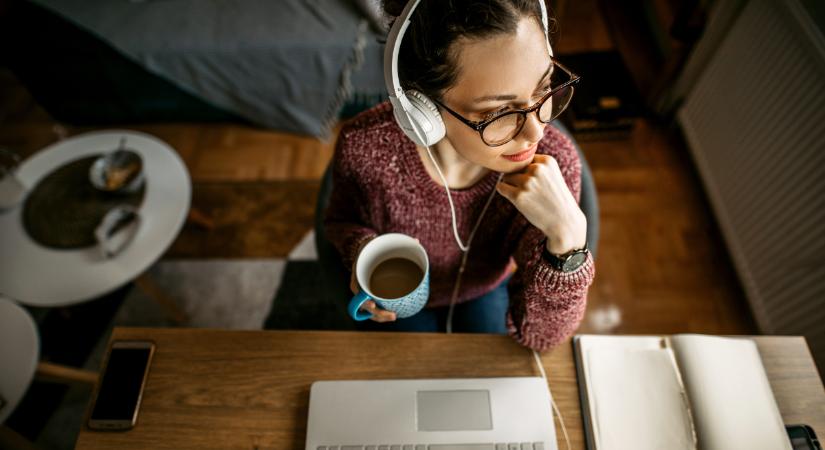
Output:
(502, 143), (538, 162)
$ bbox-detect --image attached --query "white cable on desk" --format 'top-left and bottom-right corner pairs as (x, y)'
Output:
(532, 349), (571, 450)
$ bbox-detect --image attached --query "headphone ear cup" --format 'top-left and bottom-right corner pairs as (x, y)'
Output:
(404, 90), (446, 147)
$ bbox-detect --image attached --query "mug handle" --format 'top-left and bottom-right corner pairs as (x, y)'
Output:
(348, 290), (375, 321)
(94, 205), (140, 259)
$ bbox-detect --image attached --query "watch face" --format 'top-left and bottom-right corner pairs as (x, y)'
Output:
(562, 252), (587, 272)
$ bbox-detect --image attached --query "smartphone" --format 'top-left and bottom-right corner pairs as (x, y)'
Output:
(787, 424), (821, 450)
(88, 340), (155, 431)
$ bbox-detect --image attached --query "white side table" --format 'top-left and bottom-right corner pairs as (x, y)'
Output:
(0, 130), (191, 307)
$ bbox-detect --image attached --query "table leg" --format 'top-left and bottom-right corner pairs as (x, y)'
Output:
(187, 207), (215, 230)
(0, 425), (39, 450)
(35, 361), (98, 386)
(134, 273), (189, 325)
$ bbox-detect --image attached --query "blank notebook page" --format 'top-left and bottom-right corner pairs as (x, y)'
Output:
(586, 347), (697, 450)
(670, 335), (792, 450)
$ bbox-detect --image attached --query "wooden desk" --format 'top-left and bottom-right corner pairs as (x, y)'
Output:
(75, 329), (825, 449)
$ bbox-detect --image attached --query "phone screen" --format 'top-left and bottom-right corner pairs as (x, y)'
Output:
(90, 347), (152, 422)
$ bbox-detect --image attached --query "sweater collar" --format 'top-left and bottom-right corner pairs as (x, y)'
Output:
(396, 130), (500, 198)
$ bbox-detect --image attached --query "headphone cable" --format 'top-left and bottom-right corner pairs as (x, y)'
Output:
(532, 349), (572, 450)
(424, 144), (568, 450)
(424, 145), (502, 333)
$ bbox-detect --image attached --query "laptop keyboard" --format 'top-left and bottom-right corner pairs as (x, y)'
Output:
(317, 444), (545, 450)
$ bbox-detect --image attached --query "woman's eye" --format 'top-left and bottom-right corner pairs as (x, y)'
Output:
(481, 107), (509, 121)
(479, 84), (553, 120)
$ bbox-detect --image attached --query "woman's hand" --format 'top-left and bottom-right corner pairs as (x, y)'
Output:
(358, 299), (397, 323)
(496, 154), (587, 255)
(349, 269), (397, 323)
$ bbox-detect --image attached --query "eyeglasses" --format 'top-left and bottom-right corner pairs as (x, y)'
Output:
(434, 57), (580, 147)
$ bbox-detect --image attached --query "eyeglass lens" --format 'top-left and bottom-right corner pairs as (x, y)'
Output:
(481, 67), (576, 145)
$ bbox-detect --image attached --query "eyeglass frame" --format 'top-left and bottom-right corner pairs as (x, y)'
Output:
(432, 57), (581, 147)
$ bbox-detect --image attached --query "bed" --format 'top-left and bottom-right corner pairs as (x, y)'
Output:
(0, 0), (387, 138)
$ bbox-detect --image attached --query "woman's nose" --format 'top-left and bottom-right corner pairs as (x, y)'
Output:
(519, 110), (546, 143)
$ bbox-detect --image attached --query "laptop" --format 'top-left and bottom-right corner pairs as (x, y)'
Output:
(305, 377), (557, 450)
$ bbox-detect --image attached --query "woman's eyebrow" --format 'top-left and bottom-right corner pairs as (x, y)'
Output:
(472, 62), (554, 104)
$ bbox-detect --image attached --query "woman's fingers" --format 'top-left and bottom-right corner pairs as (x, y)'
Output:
(351, 280), (396, 322)
(496, 181), (519, 202)
(500, 172), (531, 187)
(361, 300), (397, 323)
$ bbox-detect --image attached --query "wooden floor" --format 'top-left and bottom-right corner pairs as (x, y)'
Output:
(0, 0), (756, 335)
(578, 122), (755, 335)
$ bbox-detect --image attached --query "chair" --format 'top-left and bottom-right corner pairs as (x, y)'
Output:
(314, 122), (599, 302)
(0, 297), (99, 450)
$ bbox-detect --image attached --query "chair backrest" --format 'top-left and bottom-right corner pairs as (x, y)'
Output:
(0, 297), (40, 424)
(314, 160), (346, 289)
(315, 122), (599, 267)
(552, 121), (600, 258)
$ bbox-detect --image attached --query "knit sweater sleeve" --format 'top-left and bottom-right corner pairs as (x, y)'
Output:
(322, 127), (379, 269)
(505, 132), (596, 351)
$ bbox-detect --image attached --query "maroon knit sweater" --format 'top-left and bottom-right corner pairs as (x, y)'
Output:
(324, 102), (595, 350)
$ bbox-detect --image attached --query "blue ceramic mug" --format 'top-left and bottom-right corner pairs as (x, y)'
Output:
(347, 233), (430, 321)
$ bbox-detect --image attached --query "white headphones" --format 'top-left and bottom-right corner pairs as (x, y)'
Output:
(383, 0), (552, 147)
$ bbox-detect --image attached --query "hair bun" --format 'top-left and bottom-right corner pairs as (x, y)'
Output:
(381, 0), (408, 18)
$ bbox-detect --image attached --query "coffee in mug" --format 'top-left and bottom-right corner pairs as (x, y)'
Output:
(369, 257), (424, 299)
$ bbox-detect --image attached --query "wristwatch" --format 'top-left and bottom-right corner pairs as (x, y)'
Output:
(543, 242), (589, 273)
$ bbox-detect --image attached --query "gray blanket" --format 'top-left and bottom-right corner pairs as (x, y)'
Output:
(33, 0), (383, 138)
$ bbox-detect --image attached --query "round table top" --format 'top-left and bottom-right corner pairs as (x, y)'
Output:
(0, 297), (39, 423)
(0, 130), (191, 307)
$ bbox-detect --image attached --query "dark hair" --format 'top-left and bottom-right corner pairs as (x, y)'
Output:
(383, 0), (555, 102)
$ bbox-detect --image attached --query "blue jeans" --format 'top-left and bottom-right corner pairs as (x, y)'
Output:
(356, 277), (511, 334)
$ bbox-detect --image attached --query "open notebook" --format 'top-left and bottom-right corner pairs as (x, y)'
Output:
(573, 334), (792, 450)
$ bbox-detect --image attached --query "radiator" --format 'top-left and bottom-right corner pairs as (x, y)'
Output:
(678, 0), (825, 370)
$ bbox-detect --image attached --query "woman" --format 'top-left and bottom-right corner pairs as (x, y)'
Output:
(324, 0), (595, 351)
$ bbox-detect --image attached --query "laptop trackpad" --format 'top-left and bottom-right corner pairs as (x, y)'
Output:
(416, 390), (493, 431)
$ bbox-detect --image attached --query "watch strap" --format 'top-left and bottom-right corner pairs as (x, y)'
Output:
(543, 241), (588, 272)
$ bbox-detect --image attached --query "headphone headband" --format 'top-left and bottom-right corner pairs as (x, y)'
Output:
(383, 0), (423, 102)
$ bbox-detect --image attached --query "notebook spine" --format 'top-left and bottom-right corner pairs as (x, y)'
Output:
(663, 336), (699, 450)
(572, 336), (597, 450)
